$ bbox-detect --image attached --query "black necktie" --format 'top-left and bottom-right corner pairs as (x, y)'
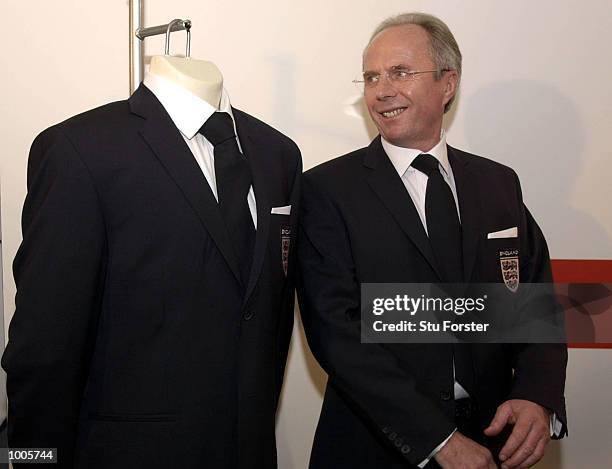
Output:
(200, 112), (255, 286)
(411, 153), (463, 282)
(411, 153), (475, 395)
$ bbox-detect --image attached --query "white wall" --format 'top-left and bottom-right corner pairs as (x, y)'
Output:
(2, 1), (611, 467)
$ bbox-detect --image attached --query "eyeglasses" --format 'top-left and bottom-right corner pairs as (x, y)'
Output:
(353, 68), (449, 92)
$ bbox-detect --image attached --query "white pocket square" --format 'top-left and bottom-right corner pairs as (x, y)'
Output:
(487, 227), (518, 239)
(271, 205), (291, 215)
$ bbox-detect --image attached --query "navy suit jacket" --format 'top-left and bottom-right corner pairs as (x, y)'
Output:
(3, 84), (301, 469)
(297, 137), (567, 468)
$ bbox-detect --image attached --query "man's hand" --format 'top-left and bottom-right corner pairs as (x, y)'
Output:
(484, 399), (551, 469)
(434, 431), (497, 469)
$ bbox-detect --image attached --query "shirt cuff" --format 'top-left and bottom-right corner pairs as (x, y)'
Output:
(418, 429), (457, 468)
(550, 412), (563, 437)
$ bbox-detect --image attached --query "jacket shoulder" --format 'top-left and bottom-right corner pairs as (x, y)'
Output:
(232, 108), (302, 178)
(305, 146), (367, 186)
(63, 100), (131, 132)
(450, 146), (518, 180)
(33, 100), (133, 146)
(233, 108), (298, 151)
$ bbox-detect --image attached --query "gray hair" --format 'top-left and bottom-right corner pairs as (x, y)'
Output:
(364, 12), (462, 113)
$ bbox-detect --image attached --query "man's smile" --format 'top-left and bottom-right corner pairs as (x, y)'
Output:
(379, 107), (407, 118)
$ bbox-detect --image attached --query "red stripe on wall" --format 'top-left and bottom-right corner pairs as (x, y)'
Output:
(551, 259), (612, 283)
(551, 259), (612, 349)
(567, 343), (612, 349)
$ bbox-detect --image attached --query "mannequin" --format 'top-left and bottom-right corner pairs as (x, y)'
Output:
(148, 54), (223, 109)
(8, 16), (302, 466)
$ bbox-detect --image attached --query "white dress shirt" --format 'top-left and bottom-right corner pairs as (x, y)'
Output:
(382, 130), (460, 235)
(143, 72), (257, 228)
(381, 132), (561, 466)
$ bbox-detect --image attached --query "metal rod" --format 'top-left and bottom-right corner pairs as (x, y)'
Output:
(129, 0), (143, 95)
(136, 19), (191, 40)
(129, 0), (192, 95)
(186, 27), (191, 58)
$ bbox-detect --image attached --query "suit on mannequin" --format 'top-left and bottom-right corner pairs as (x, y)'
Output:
(2, 80), (301, 469)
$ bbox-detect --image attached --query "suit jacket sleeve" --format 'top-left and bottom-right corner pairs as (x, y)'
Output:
(297, 173), (455, 465)
(2, 127), (107, 466)
(275, 143), (302, 399)
(507, 172), (568, 438)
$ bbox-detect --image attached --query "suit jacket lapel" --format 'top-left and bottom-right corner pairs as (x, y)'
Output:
(233, 109), (271, 306)
(448, 145), (480, 282)
(129, 84), (243, 286)
(364, 137), (442, 279)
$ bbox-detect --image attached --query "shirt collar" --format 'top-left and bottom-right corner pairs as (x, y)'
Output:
(143, 71), (235, 140)
(381, 130), (450, 177)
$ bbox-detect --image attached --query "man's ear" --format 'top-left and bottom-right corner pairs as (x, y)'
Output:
(443, 70), (459, 106)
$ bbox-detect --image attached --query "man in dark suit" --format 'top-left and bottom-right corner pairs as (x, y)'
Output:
(298, 12), (567, 469)
(2, 79), (301, 468)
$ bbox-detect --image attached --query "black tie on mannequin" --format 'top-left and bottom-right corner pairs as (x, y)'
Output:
(411, 153), (475, 395)
(200, 112), (255, 286)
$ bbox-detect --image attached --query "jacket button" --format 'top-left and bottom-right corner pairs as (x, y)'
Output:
(440, 390), (452, 401)
(243, 311), (254, 321)
(401, 444), (411, 454)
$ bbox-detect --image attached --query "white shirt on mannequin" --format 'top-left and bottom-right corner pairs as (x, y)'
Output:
(143, 72), (257, 228)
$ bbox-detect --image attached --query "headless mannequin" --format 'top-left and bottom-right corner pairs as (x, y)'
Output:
(148, 55), (223, 109)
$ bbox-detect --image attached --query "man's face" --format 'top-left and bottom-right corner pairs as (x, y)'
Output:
(363, 25), (457, 150)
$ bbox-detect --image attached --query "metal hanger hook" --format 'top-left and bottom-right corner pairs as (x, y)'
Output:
(164, 19), (192, 58)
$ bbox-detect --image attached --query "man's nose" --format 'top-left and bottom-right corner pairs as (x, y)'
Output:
(375, 74), (398, 99)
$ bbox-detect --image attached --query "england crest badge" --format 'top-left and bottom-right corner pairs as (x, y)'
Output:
(499, 249), (519, 292)
(281, 225), (291, 276)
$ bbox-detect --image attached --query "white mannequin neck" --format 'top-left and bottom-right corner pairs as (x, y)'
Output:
(149, 55), (223, 109)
